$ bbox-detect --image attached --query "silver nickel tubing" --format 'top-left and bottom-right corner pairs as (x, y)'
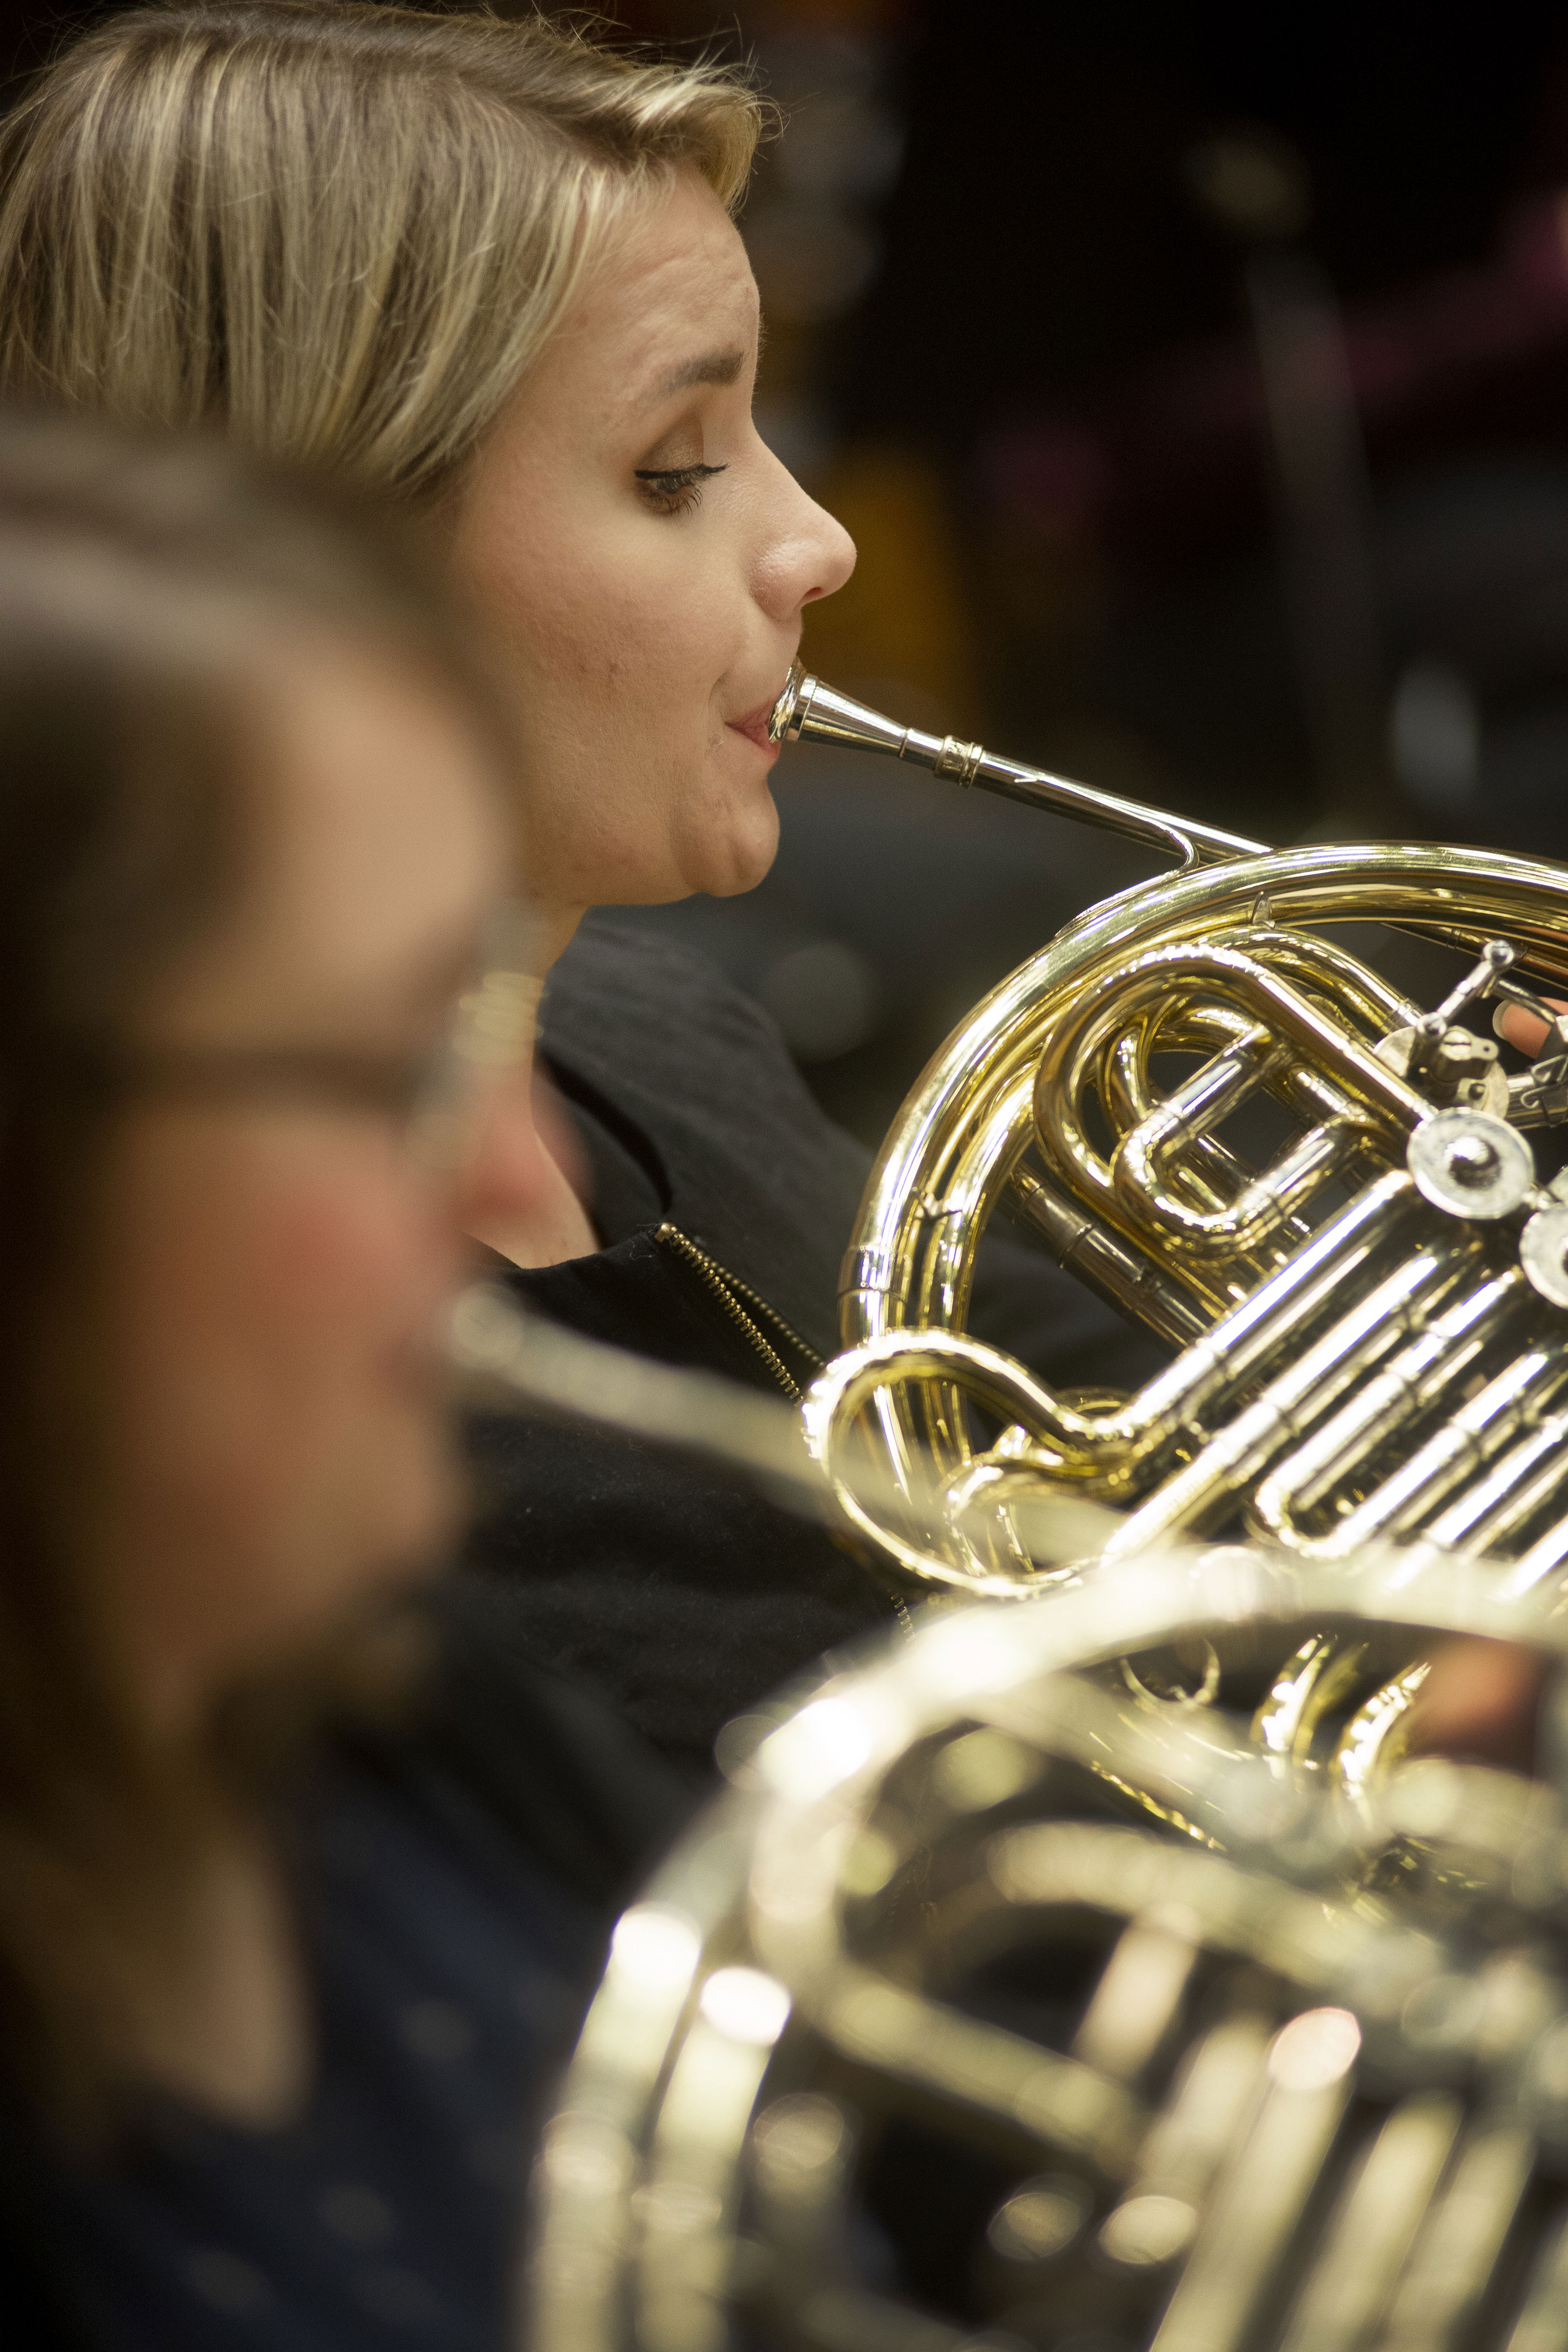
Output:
(769, 666), (1268, 870)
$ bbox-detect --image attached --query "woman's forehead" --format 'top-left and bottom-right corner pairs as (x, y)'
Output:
(154, 641), (504, 1037)
(573, 174), (759, 406)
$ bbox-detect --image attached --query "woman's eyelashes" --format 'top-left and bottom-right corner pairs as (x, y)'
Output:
(634, 461), (727, 518)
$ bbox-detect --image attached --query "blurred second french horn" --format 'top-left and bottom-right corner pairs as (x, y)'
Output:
(529, 1550), (1568, 2352)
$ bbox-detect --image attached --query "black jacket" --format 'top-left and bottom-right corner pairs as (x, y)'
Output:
(464, 917), (1164, 1776)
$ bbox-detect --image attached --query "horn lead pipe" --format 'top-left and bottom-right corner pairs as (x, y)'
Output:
(769, 666), (1268, 871)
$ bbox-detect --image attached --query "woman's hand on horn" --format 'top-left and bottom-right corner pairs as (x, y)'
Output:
(1408, 1638), (1546, 1776)
(1495, 997), (1568, 1054)
(1403, 1001), (1568, 1778)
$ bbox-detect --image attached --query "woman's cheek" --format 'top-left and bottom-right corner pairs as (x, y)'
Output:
(83, 1125), (458, 1716)
(560, 525), (733, 707)
(172, 1140), (452, 1479)
(246, 1170), (423, 1330)
(491, 513), (758, 900)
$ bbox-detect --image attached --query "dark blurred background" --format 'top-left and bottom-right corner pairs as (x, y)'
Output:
(13, 1), (1568, 1141)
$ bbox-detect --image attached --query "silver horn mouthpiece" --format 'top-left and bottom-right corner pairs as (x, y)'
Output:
(767, 662), (1267, 870)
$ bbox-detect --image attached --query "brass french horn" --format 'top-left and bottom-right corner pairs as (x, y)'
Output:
(770, 669), (1568, 1615)
(500, 677), (1568, 2349)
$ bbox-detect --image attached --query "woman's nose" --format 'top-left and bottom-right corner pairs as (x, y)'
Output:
(753, 451), (857, 620)
(454, 1064), (552, 1236)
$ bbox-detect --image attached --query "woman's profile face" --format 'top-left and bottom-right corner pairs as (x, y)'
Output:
(86, 639), (546, 1735)
(450, 165), (856, 916)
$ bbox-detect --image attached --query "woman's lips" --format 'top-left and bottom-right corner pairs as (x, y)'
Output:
(728, 690), (787, 758)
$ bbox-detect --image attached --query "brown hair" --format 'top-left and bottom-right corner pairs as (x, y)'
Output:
(0, 408), (494, 2131)
(0, 1), (763, 499)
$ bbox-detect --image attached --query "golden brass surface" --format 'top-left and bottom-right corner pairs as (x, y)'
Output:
(518, 678), (1568, 2346)
(772, 675), (1568, 1635)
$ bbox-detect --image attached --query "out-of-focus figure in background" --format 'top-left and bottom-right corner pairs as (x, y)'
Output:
(0, 0), (1164, 1779)
(0, 414), (683, 2351)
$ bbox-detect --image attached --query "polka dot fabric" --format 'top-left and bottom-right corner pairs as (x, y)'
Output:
(41, 1760), (598, 2351)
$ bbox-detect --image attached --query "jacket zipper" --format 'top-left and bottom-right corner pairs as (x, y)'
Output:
(654, 1223), (910, 1635)
(655, 1222), (822, 1401)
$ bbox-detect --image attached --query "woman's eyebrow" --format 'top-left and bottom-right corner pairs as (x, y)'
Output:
(647, 343), (747, 402)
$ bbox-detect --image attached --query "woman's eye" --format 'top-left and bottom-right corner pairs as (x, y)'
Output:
(634, 462), (727, 517)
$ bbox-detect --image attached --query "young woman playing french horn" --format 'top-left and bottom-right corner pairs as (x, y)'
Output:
(0, 1), (1164, 1774)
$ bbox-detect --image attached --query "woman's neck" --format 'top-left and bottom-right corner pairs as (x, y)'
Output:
(536, 902), (584, 967)
(473, 1139), (599, 1268)
(471, 910), (600, 1267)
(116, 1818), (312, 2128)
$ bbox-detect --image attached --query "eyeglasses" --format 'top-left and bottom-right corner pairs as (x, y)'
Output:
(69, 899), (544, 1173)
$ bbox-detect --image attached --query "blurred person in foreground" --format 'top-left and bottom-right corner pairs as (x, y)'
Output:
(0, 0), (1166, 1778)
(0, 413), (681, 2350)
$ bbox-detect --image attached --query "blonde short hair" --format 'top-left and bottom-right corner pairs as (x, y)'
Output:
(0, 2), (762, 498)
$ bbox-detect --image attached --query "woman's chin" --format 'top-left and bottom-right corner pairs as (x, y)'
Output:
(357, 1429), (466, 1580)
(684, 796), (780, 899)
